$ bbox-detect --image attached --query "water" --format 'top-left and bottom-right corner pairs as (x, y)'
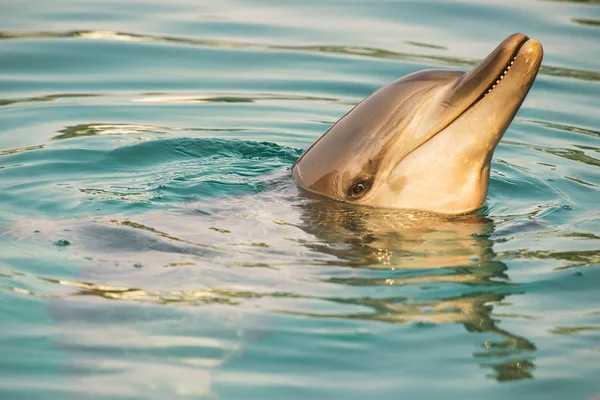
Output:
(1, 0), (599, 398)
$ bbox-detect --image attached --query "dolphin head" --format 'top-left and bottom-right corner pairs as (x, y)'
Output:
(292, 33), (543, 215)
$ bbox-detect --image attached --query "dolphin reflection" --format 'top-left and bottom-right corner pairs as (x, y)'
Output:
(10, 187), (537, 382)
(293, 197), (537, 381)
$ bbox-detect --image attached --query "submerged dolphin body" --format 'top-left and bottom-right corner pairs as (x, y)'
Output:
(292, 33), (543, 215)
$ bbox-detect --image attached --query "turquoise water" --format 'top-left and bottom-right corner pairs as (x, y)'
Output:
(1, 0), (599, 398)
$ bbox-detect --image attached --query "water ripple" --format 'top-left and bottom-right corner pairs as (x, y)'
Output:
(1, 29), (598, 81)
(1, 2), (599, 397)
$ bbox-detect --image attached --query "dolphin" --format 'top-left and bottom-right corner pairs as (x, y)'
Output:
(292, 33), (543, 215)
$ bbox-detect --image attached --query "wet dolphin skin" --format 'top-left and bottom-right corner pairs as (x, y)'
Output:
(292, 33), (543, 215)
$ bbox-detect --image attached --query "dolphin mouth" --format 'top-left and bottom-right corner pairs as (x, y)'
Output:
(474, 37), (529, 103)
(437, 33), (541, 133)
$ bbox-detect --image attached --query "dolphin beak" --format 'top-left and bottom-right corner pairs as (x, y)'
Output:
(450, 33), (530, 103)
(431, 33), (542, 133)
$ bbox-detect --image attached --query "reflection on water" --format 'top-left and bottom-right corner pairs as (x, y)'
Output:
(404, 41), (447, 50)
(0, 93), (98, 107)
(1, 29), (599, 82)
(525, 119), (600, 138)
(293, 199), (536, 381)
(51, 123), (258, 141)
(572, 18), (600, 26)
(501, 248), (600, 270)
(504, 139), (600, 168)
(0, 144), (44, 156)
(543, 0), (599, 3)
(8, 192), (541, 382)
(131, 93), (342, 105)
(53, 123), (167, 140)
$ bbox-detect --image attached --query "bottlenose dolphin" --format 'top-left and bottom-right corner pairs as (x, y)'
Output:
(292, 33), (543, 215)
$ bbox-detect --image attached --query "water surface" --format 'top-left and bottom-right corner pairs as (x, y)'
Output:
(1, 0), (599, 399)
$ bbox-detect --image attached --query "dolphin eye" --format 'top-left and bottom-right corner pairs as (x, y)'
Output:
(352, 182), (365, 195)
(348, 179), (371, 199)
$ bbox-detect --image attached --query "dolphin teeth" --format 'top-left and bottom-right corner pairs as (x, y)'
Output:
(484, 54), (517, 98)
